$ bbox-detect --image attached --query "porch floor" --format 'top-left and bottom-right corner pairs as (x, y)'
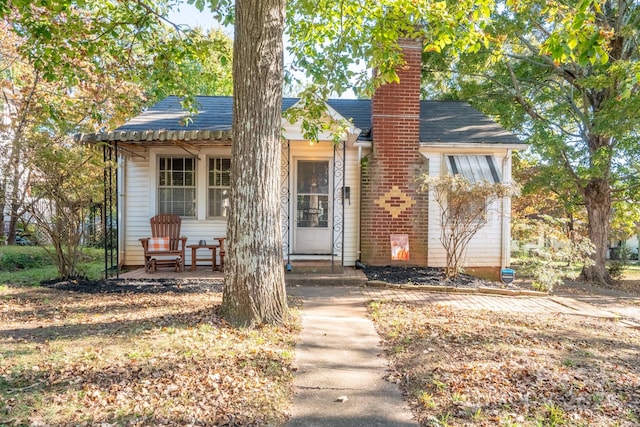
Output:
(116, 262), (367, 286)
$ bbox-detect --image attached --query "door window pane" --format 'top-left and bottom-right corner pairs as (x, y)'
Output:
(296, 161), (330, 228)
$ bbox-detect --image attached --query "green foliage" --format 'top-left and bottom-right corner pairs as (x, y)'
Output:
(27, 142), (105, 279)
(421, 0), (640, 285)
(2, 1), (233, 278)
(0, 246), (103, 285)
(0, 246), (53, 271)
(283, 88), (353, 144)
(607, 244), (631, 280)
(515, 216), (595, 292)
(285, 0), (495, 98)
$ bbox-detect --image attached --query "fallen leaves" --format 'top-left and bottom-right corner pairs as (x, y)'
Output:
(371, 303), (640, 426)
(0, 284), (298, 426)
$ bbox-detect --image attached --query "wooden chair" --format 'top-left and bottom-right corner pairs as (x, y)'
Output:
(139, 214), (187, 273)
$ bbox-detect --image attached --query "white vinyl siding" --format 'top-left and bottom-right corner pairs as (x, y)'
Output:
(422, 150), (507, 268)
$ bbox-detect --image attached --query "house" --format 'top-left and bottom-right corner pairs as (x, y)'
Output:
(86, 39), (526, 277)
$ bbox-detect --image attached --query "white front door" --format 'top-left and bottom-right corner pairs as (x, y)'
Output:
(294, 160), (332, 254)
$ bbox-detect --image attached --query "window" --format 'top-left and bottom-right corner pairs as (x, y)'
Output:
(445, 155), (503, 223)
(158, 157), (196, 217)
(208, 158), (231, 217)
(446, 155), (501, 183)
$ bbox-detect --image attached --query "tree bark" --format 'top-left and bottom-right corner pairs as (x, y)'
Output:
(221, 0), (289, 327)
(580, 177), (613, 285)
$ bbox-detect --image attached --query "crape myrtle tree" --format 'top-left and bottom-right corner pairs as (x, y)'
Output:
(420, 174), (518, 278)
(420, 0), (640, 285)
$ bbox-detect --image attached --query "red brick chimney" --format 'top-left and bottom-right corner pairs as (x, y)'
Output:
(360, 38), (428, 265)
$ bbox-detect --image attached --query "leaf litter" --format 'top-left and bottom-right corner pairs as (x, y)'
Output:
(0, 281), (298, 426)
(371, 302), (640, 426)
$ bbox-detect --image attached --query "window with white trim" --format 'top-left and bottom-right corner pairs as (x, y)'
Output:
(158, 156), (196, 217)
(208, 158), (231, 217)
(446, 155), (501, 183)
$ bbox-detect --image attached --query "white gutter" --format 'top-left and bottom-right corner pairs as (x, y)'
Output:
(421, 142), (528, 151)
(354, 141), (371, 261)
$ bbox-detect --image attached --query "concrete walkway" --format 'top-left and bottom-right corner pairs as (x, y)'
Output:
(286, 285), (417, 427)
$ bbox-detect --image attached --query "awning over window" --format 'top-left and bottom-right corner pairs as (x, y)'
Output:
(446, 155), (501, 183)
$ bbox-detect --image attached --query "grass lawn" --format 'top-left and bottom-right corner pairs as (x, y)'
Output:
(371, 302), (640, 426)
(0, 246), (105, 285)
(0, 285), (298, 426)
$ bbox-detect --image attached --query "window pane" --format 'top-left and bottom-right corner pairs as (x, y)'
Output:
(296, 195), (328, 228)
(208, 157), (231, 217)
(209, 188), (230, 217)
(171, 157), (183, 170)
(171, 171), (183, 186)
(158, 156), (196, 217)
(446, 155), (501, 183)
(184, 171), (195, 186)
(297, 161), (329, 194)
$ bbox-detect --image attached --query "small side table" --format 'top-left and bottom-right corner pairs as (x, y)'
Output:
(187, 244), (218, 271)
(214, 237), (226, 270)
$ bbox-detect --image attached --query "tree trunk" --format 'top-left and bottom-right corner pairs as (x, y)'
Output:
(221, 0), (288, 327)
(580, 177), (613, 285)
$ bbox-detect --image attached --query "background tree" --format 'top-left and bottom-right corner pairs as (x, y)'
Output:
(420, 0), (640, 285)
(1, 2), (232, 275)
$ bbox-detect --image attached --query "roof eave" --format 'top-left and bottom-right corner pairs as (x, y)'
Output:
(420, 141), (528, 151)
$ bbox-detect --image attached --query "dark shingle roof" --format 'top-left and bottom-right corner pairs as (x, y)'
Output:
(419, 101), (520, 144)
(88, 95), (522, 145)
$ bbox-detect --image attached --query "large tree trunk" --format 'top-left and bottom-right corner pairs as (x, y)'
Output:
(580, 178), (613, 285)
(221, 0), (288, 327)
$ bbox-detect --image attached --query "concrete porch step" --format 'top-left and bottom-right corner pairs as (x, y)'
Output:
(284, 266), (368, 287)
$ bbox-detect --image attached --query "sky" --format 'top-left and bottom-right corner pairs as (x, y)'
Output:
(166, 3), (219, 31)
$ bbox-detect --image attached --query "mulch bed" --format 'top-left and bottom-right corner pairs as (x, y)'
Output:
(361, 266), (526, 290)
(40, 266), (531, 294)
(42, 277), (224, 294)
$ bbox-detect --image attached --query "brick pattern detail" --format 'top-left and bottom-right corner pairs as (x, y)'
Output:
(374, 186), (416, 219)
(361, 38), (428, 266)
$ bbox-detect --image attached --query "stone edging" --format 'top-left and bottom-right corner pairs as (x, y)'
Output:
(364, 280), (548, 297)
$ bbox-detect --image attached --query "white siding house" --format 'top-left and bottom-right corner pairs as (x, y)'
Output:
(85, 95), (526, 275)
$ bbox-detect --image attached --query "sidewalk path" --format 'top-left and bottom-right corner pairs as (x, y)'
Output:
(359, 285), (640, 322)
(286, 285), (417, 427)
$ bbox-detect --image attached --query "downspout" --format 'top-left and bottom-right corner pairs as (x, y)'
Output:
(357, 145), (362, 261)
(501, 149), (512, 269)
